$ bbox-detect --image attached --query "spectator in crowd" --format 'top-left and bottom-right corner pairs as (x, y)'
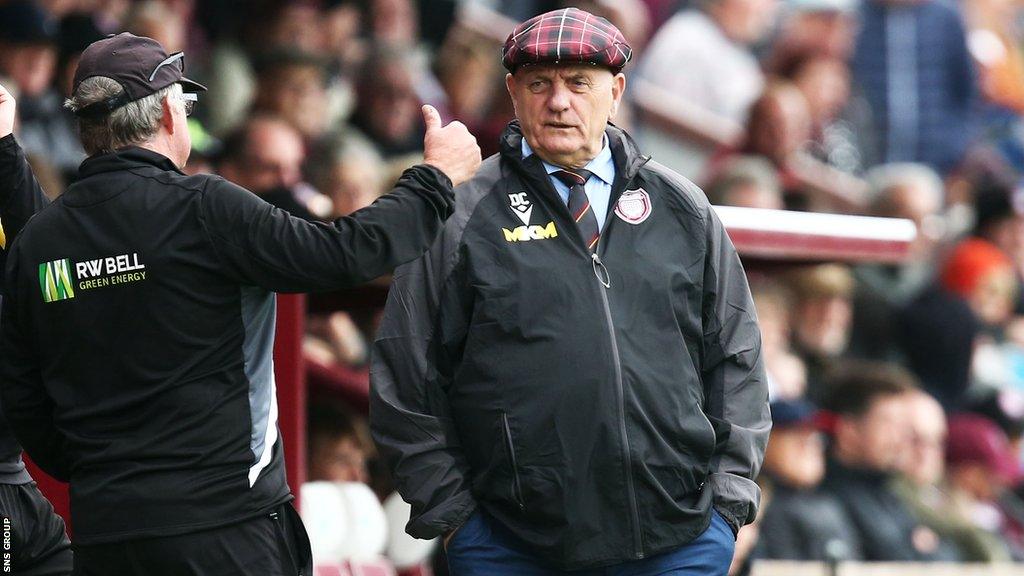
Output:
(572, 0), (653, 56)
(252, 50), (335, 143)
(758, 399), (862, 561)
(367, 0), (420, 48)
(765, 0), (857, 71)
(750, 280), (807, 400)
(782, 55), (876, 175)
(433, 30), (501, 134)
(898, 285), (980, 410)
(941, 414), (1022, 562)
(350, 46), (425, 167)
(302, 139), (387, 376)
(50, 12), (106, 182)
(123, 0), (187, 54)
(632, 0), (777, 177)
(936, 239), (1020, 401)
(891, 391), (969, 557)
(725, 81), (868, 210)
(217, 115), (332, 220)
(311, 138), (388, 220)
(322, 0), (367, 75)
(786, 264), (854, 402)
(203, 1), (332, 137)
(308, 402), (372, 484)
(737, 82), (812, 172)
(963, 0), (1024, 115)
(969, 389), (1024, 453)
(850, 163), (945, 361)
(820, 362), (955, 561)
(973, 179), (1024, 305)
(0, 1), (76, 176)
(941, 237), (1018, 329)
(852, 0), (977, 174)
(705, 155), (784, 210)
(967, 390), (1024, 557)
(637, 0), (776, 129)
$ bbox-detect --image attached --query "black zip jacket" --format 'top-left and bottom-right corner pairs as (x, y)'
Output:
(370, 122), (770, 570)
(0, 144), (454, 543)
(0, 135), (49, 485)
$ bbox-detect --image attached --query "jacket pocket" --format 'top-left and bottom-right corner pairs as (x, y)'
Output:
(501, 412), (526, 511)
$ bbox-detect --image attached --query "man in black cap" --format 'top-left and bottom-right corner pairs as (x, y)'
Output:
(758, 399), (861, 561)
(371, 7), (769, 575)
(0, 32), (480, 575)
(0, 0), (76, 175)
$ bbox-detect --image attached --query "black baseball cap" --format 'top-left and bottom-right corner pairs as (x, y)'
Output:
(770, 399), (826, 429)
(72, 32), (207, 118)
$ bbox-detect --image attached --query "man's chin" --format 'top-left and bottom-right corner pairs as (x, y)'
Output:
(532, 139), (582, 159)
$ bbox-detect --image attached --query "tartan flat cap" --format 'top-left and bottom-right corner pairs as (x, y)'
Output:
(502, 7), (632, 73)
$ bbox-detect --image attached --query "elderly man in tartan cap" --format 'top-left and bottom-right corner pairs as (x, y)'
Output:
(371, 7), (770, 576)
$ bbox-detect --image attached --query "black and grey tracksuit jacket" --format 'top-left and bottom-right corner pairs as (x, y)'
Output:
(0, 142), (454, 544)
(370, 122), (771, 570)
(0, 134), (49, 486)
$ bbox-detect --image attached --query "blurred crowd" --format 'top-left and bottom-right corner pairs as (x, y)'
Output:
(5, 0), (1024, 572)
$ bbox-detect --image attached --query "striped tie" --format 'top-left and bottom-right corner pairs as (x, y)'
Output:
(552, 169), (600, 252)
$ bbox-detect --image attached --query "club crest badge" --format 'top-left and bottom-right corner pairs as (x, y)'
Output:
(614, 189), (652, 225)
(508, 192), (533, 226)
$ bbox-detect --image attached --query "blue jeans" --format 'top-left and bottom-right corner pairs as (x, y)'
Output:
(446, 509), (735, 576)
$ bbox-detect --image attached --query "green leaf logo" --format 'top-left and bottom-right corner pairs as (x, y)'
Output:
(39, 259), (76, 303)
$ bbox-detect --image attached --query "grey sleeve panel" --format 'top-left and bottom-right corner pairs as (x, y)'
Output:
(239, 286), (279, 488)
(699, 199), (771, 532)
(369, 156), (501, 539)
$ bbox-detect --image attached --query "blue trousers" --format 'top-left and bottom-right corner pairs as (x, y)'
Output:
(446, 509), (735, 576)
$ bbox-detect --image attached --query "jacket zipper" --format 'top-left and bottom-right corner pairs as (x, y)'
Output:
(501, 412), (526, 511)
(592, 248), (644, 559)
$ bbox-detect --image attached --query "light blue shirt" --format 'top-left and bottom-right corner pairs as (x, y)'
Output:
(521, 135), (616, 232)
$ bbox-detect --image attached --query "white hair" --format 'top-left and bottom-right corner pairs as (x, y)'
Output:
(865, 163), (945, 209)
(65, 77), (182, 155)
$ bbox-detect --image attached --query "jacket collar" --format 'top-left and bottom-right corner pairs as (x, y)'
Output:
(78, 146), (183, 179)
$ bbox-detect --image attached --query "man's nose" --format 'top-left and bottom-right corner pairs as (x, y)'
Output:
(546, 83), (571, 112)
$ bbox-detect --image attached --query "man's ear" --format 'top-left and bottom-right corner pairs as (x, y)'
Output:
(610, 72), (626, 119)
(160, 95), (176, 134)
(505, 72), (518, 115)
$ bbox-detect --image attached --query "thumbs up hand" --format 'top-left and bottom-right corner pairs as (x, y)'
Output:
(421, 105), (482, 188)
(0, 83), (16, 139)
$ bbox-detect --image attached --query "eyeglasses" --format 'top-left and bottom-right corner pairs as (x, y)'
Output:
(181, 93), (197, 116)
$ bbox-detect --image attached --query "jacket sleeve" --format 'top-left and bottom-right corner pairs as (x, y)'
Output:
(0, 134), (49, 253)
(701, 203), (771, 536)
(0, 238), (70, 481)
(368, 219), (477, 540)
(199, 164), (454, 292)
